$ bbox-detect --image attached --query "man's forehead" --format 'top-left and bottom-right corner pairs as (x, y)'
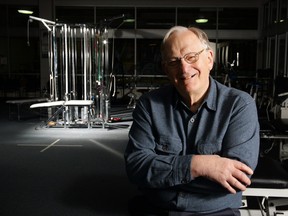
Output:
(166, 31), (202, 50)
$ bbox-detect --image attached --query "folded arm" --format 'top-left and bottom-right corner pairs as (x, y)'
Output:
(124, 97), (259, 193)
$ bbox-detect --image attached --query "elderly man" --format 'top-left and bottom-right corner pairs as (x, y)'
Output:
(124, 26), (259, 216)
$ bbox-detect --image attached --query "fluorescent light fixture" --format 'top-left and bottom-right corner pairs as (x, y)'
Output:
(195, 18), (208, 24)
(18, 9), (34, 15)
(124, 18), (135, 23)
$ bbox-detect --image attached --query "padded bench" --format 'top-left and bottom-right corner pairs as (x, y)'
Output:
(242, 156), (288, 215)
(30, 101), (66, 128)
(30, 100), (93, 128)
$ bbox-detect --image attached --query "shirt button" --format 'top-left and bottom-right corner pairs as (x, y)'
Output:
(179, 192), (185, 197)
(181, 179), (188, 184)
(162, 145), (168, 151)
(190, 118), (194, 123)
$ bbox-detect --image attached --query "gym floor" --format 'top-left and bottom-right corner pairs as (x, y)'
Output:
(0, 99), (139, 216)
(2, 99), (288, 216)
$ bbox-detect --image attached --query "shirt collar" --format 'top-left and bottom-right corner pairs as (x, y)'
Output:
(173, 76), (217, 111)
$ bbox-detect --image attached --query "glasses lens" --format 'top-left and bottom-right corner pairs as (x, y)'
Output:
(166, 49), (204, 67)
(185, 53), (197, 64)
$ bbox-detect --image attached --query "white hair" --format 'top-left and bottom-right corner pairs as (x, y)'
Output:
(161, 26), (212, 59)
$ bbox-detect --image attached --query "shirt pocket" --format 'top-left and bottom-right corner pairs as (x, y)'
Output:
(155, 136), (183, 155)
(196, 140), (221, 155)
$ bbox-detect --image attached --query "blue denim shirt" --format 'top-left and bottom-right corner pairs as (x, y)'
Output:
(124, 77), (260, 213)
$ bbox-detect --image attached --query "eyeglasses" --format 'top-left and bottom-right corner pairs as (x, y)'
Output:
(165, 49), (205, 67)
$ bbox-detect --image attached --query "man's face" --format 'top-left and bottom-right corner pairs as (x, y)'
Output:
(162, 30), (214, 98)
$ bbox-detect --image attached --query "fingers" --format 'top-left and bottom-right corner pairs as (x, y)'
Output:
(222, 174), (250, 194)
(234, 160), (254, 176)
(232, 166), (252, 186)
(229, 177), (249, 192)
(223, 181), (237, 194)
(224, 160), (252, 193)
(191, 155), (253, 194)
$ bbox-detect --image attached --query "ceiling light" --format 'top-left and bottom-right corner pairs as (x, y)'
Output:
(18, 9), (34, 15)
(195, 18), (208, 24)
(124, 18), (135, 23)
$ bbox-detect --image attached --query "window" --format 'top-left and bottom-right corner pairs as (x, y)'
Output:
(277, 34), (287, 77)
(269, 0), (277, 25)
(136, 39), (162, 75)
(177, 8), (217, 29)
(279, 0), (288, 22)
(110, 38), (135, 75)
(218, 8), (258, 30)
(0, 4), (262, 98)
(263, 3), (269, 29)
(96, 7), (135, 29)
(56, 6), (94, 24)
(137, 8), (175, 29)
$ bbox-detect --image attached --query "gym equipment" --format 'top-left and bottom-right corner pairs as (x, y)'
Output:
(28, 16), (115, 128)
(242, 156), (288, 216)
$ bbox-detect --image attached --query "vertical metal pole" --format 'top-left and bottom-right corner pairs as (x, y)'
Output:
(80, 26), (84, 100)
(53, 25), (58, 101)
(74, 28), (78, 98)
(86, 28), (91, 100)
(70, 26), (77, 120)
(63, 24), (69, 124)
(89, 28), (93, 100)
(47, 26), (54, 118)
(71, 27), (76, 100)
(94, 31), (100, 119)
(64, 24), (69, 99)
(99, 30), (104, 123)
(61, 25), (65, 100)
(104, 28), (109, 124)
(48, 27), (54, 101)
(67, 26), (71, 96)
(83, 25), (87, 100)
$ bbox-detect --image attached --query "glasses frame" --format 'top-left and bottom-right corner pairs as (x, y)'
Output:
(165, 49), (205, 67)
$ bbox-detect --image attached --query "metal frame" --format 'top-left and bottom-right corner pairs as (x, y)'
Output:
(28, 16), (113, 128)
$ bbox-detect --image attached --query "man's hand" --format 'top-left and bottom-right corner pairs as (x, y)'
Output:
(191, 155), (253, 194)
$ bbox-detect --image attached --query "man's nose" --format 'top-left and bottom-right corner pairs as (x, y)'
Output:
(180, 58), (190, 71)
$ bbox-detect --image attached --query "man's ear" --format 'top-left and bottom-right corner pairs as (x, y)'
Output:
(207, 50), (214, 71)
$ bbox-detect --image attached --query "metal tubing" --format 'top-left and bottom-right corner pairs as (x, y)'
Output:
(33, 17), (111, 127)
(64, 24), (68, 100)
(53, 25), (58, 101)
(83, 25), (87, 100)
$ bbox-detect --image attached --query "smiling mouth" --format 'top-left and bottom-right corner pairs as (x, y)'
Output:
(180, 74), (196, 80)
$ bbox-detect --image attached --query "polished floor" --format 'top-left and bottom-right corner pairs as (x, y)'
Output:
(2, 98), (288, 216)
(0, 99), (139, 216)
